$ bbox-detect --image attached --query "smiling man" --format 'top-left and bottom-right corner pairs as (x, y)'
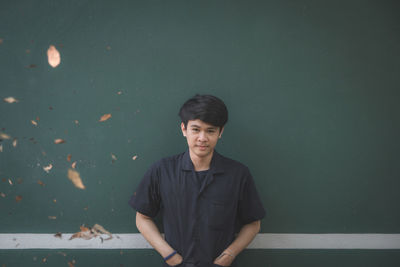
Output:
(129, 94), (265, 267)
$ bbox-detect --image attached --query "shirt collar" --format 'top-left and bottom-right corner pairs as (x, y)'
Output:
(182, 149), (225, 174)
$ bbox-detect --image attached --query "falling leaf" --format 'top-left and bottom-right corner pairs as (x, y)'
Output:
(42, 257), (47, 263)
(8, 179), (13, 185)
(99, 113), (112, 122)
(48, 216), (57, 220)
(43, 164), (53, 173)
(0, 192), (5, 197)
(71, 161), (77, 169)
(117, 91), (122, 95)
(53, 199), (57, 203)
(12, 138), (17, 147)
(0, 144), (3, 152)
(67, 154), (72, 161)
(54, 139), (65, 144)
(111, 153), (117, 161)
(3, 97), (18, 103)
(68, 261), (75, 267)
(0, 132), (11, 139)
(15, 195), (22, 202)
(67, 168), (85, 189)
(74, 120), (79, 125)
(47, 45), (61, 68)
(31, 120), (38, 126)
(37, 180), (45, 186)
(132, 155), (138, 160)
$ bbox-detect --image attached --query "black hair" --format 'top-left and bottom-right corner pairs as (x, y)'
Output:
(178, 94), (228, 131)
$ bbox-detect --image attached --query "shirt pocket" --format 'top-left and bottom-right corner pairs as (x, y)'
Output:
(206, 194), (236, 230)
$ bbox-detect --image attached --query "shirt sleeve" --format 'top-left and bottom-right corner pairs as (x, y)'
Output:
(237, 167), (266, 225)
(128, 162), (161, 218)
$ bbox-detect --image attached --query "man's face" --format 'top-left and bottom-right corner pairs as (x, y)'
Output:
(181, 119), (223, 159)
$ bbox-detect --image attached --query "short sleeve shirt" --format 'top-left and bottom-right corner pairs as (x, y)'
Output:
(129, 150), (266, 267)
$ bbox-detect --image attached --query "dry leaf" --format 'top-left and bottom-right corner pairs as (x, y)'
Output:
(0, 192), (5, 197)
(71, 161), (77, 169)
(37, 180), (45, 186)
(48, 216), (57, 220)
(68, 262), (75, 267)
(54, 232), (62, 238)
(43, 164), (53, 173)
(12, 138), (17, 147)
(53, 199), (57, 203)
(67, 154), (72, 162)
(92, 224), (112, 240)
(111, 153), (117, 161)
(3, 97), (18, 104)
(54, 139), (65, 144)
(15, 195), (22, 202)
(67, 168), (85, 189)
(132, 155), (138, 160)
(74, 120), (79, 125)
(0, 144), (3, 152)
(69, 224), (112, 241)
(99, 113), (112, 122)
(47, 45), (61, 68)
(8, 179), (13, 185)
(117, 91), (122, 95)
(0, 132), (11, 139)
(31, 120), (38, 126)
(42, 257), (47, 263)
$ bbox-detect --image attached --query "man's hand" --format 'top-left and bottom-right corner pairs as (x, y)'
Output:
(166, 252), (183, 266)
(213, 250), (235, 266)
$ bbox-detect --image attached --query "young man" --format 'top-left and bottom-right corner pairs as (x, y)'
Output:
(129, 94), (265, 267)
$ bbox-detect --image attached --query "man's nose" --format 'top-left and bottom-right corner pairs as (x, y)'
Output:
(198, 131), (207, 141)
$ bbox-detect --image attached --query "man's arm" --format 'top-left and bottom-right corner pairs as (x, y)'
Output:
(136, 211), (183, 266)
(213, 220), (261, 266)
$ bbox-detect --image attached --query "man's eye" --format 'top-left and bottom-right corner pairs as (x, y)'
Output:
(208, 130), (216, 133)
(192, 128), (199, 132)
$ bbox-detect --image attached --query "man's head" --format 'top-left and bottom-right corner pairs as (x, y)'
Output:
(179, 95), (228, 160)
(178, 94), (228, 132)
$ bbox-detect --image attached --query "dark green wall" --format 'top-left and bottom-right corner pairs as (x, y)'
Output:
(1, 0), (399, 266)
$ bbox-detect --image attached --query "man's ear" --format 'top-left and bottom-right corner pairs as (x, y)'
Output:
(219, 127), (224, 138)
(181, 122), (187, 137)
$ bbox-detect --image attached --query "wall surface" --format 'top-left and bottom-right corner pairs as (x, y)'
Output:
(0, 0), (399, 266)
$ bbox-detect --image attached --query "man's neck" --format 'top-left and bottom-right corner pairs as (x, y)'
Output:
(189, 150), (214, 171)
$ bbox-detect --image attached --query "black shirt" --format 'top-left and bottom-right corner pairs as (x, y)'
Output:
(129, 150), (266, 267)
